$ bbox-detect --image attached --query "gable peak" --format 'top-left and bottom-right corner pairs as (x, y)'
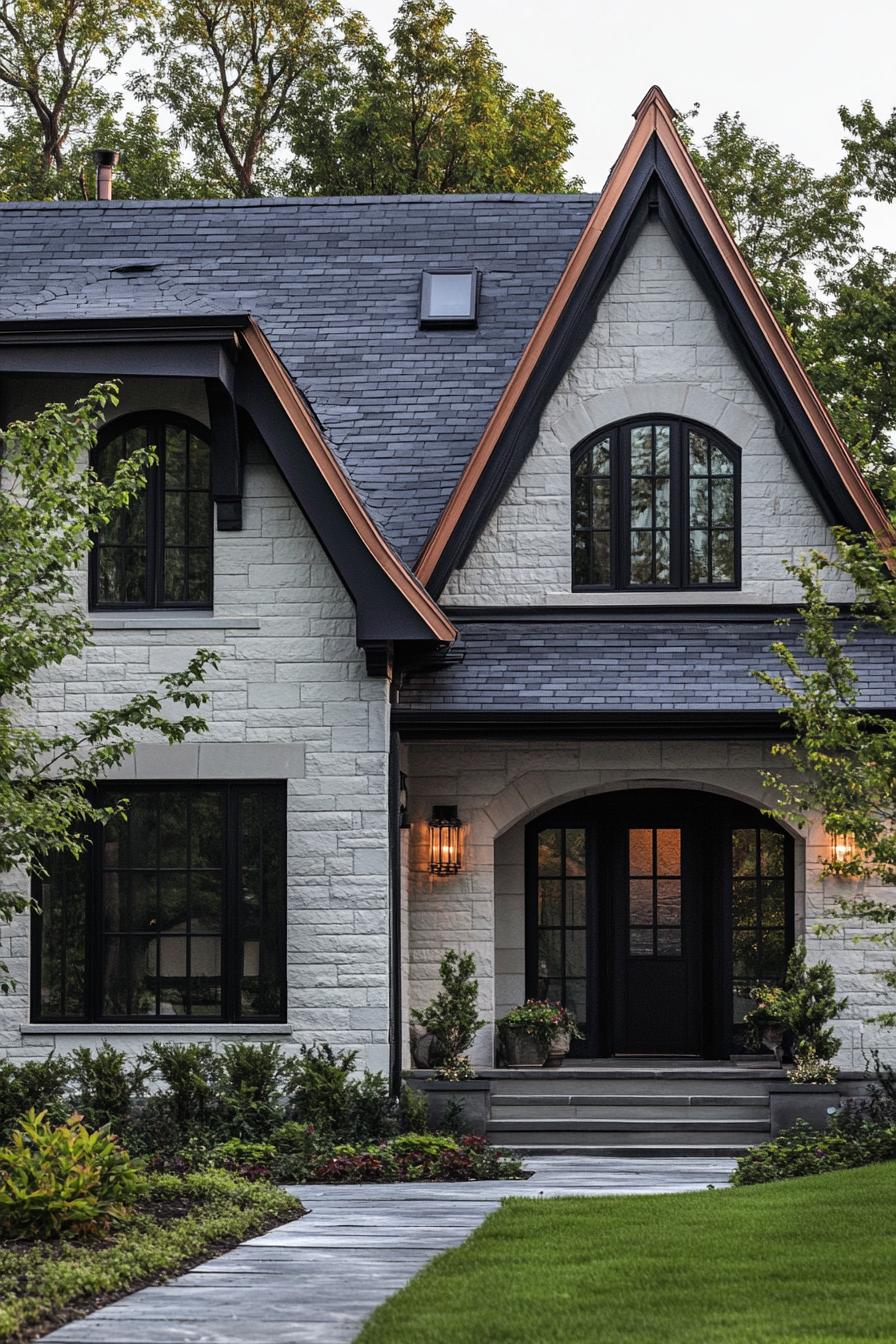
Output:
(632, 85), (678, 124)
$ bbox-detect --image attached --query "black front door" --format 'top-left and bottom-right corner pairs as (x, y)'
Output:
(607, 807), (702, 1055)
(526, 788), (793, 1059)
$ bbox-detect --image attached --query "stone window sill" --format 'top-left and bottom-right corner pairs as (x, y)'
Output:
(91, 615), (260, 631)
(21, 1022), (293, 1036)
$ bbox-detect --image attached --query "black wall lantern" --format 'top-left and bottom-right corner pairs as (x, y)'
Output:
(429, 805), (462, 874)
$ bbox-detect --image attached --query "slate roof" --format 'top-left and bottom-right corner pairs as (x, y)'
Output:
(0, 194), (595, 563)
(397, 617), (896, 713)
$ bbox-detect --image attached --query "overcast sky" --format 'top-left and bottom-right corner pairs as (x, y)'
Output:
(360, 0), (896, 243)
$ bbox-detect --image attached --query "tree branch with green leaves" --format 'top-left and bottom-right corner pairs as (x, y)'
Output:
(756, 530), (896, 1025)
(0, 382), (217, 991)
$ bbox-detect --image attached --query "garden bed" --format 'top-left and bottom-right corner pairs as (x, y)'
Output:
(0, 1169), (301, 1344)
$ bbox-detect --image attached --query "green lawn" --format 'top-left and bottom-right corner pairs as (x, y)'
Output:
(357, 1163), (896, 1344)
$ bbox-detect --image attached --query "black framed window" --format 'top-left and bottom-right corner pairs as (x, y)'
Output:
(731, 827), (788, 1027)
(533, 826), (587, 1033)
(90, 413), (213, 610)
(627, 826), (682, 958)
(33, 782), (286, 1023)
(571, 417), (740, 590)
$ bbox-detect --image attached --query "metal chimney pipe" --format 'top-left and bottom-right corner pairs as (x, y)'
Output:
(91, 148), (120, 201)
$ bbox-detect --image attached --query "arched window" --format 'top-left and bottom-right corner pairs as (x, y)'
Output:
(90, 413), (213, 610)
(571, 418), (740, 591)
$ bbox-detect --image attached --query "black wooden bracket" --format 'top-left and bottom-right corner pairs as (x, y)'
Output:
(205, 376), (243, 531)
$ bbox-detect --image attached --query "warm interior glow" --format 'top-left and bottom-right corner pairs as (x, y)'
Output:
(429, 806), (461, 874)
(829, 832), (857, 866)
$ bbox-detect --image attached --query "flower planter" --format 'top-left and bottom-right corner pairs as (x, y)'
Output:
(545, 1028), (571, 1068)
(406, 1078), (490, 1137)
(499, 1027), (549, 1068)
(769, 1083), (841, 1138)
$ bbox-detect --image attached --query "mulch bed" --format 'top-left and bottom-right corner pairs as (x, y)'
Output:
(4, 1196), (304, 1344)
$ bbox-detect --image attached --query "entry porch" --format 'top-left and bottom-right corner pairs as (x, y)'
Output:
(399, 737), (868, 1073)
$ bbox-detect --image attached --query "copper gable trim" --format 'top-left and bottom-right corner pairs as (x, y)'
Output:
(239, 319), (457, 645)
(414, 85), (894, 590)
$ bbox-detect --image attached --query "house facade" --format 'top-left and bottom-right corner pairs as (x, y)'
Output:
(2, 88), (895, 1080)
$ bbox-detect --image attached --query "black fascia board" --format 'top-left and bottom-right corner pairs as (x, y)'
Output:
(440, 603), (849, 624)
(0, 314), (244, 387)
(424, 133), (872, 595)
(423, 143), (658, 596)
(651, 144), (868, 532)
(233, 354), (443, 644)
(391, 709), (794, 740)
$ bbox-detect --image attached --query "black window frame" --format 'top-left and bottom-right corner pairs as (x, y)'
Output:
(570, 416), (742, 592)
(89, 410), (215, 612)
(31, 781), (287, 1025)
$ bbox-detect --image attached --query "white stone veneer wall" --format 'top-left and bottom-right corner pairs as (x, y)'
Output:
(405, 739), (895, 1072)
(0, 377), (391, 1070)
(443, 218), (852, 607)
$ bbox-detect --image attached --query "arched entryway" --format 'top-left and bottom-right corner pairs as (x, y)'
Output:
(525, 789), (794, 1059)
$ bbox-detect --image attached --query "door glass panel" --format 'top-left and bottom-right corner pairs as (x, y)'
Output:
(627, 827), (682, 958)
(731, 828), (787, 1028)
(535, 826), (588, 1034)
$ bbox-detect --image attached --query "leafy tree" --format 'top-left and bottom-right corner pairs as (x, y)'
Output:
(683, 105), (896, 512)
(0, 382), (217, 990)
(840, 98), (896, 203)
(290, 0), (581, 195)
(148, 0), (346, 197)
(683, 108), (861, 341)
(0, 0), (159, 199)
(757, 532), (896, 1027)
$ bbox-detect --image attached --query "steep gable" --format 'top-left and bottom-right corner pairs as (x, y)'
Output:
(417, 87), (892, 597)
(441, 215), (855, 607)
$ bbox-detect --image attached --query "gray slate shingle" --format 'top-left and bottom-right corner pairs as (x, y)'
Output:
(0, 194), (595, 563)
(398, 619), (896, 712)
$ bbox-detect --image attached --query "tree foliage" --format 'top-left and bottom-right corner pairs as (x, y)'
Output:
(0, 0), (159, 199)
(682, 103), (896, 512)
(758, 534), (896, 1026)
(0, 383), (217, 989)
(287, 0), (580, 195)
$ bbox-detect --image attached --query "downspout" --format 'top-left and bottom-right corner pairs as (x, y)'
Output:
(388, 728), (403, 1097)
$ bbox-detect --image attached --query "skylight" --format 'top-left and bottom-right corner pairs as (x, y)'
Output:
(419, 268), (480, 328)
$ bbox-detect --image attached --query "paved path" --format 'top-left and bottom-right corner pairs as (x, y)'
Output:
(43, 1157), (735, 1344)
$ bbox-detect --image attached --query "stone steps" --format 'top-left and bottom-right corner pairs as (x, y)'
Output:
(491, 1094), (770, 1121)
(481, 1062), (782, 1156)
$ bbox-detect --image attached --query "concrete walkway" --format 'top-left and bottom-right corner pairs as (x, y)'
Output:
(43, 1157), (735, 1344)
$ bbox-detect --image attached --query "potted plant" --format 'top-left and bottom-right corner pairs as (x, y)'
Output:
(408, 951), (489, 1134)
(745, 946), (848, 1135)
(496, 1000), (583, 1068)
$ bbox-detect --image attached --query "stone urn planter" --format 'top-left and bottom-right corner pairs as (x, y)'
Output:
(499, 1026), (549, 1068)
(545, 1029), (571, 1068)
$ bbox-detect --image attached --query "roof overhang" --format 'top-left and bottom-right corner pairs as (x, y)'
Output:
(415, 86), (895, 595)
(0, 311), (455, 650)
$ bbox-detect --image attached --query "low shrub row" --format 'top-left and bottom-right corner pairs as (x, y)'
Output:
(0, 1168), (299, 1344)
(169, 1129), (525, 1184)
(0, 1040), (423, 1152)
(733, 1072), (896, 1186)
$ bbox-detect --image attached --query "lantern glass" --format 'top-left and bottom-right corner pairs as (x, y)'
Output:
(829, 832), (857, 866)
(430, 805), (462, 874)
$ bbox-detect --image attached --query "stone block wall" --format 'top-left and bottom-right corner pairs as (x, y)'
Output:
(0, 376), (391, 1071)
(405, 738), (895, 1072)
(442, 218), (852, 607)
